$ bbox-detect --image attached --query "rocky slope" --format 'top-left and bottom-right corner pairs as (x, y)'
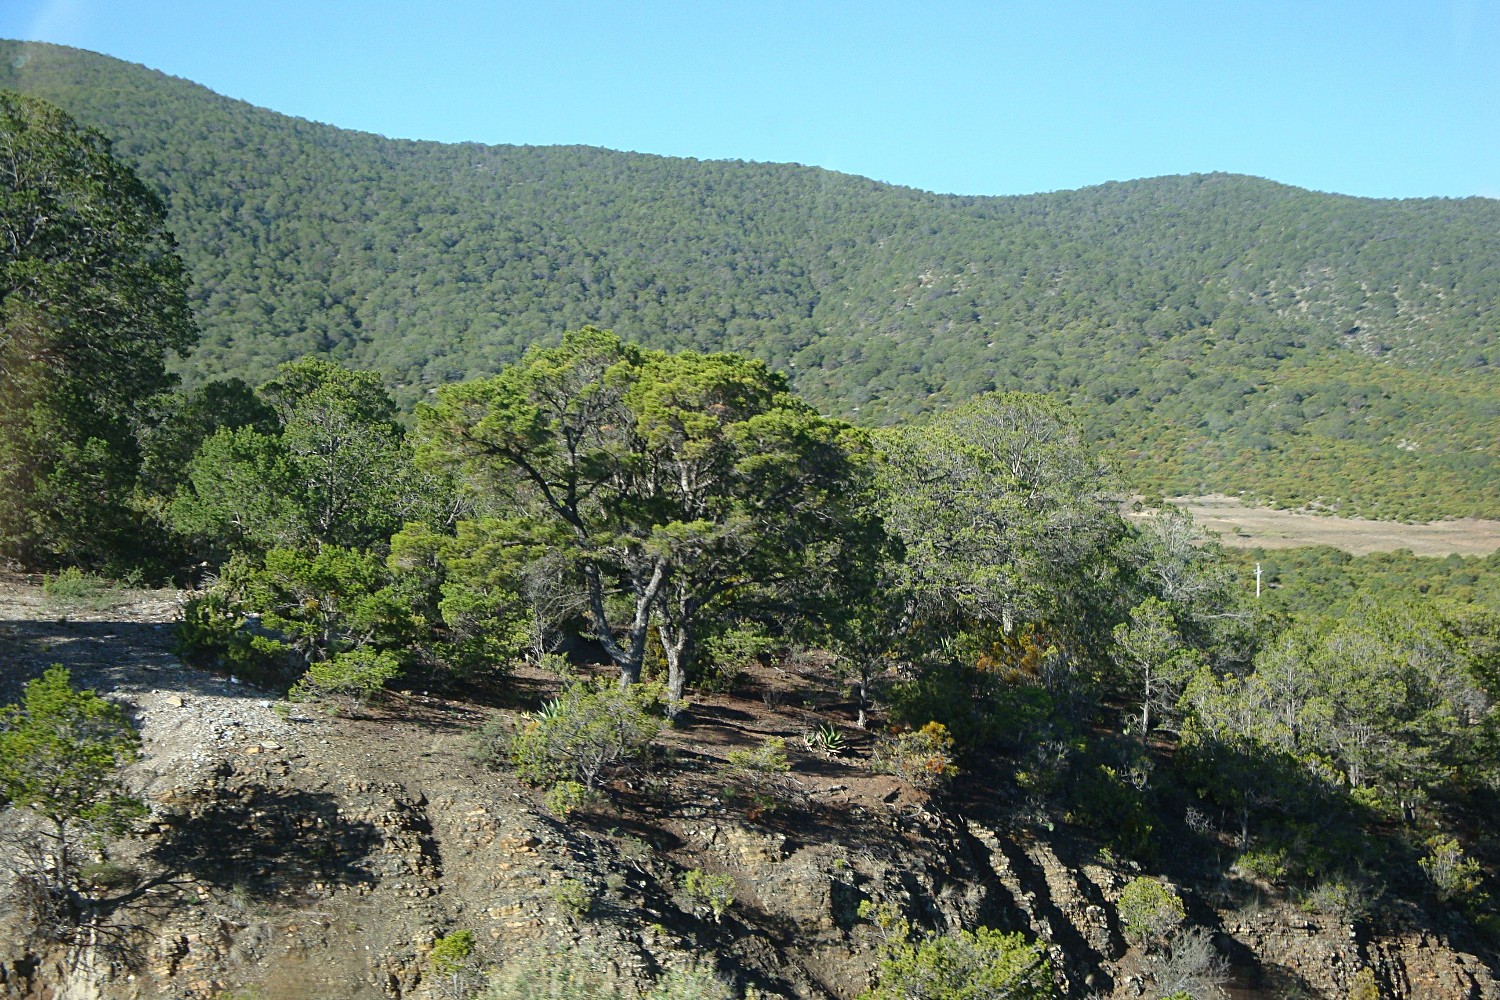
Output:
(1, 580), (1495, 1000)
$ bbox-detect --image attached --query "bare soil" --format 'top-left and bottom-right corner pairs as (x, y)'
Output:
(1156, 495), (1500, 556)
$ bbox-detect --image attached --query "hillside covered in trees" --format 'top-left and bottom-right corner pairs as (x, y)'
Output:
(3, 86), (1500, 1000)
(1, 40), (1497, 520)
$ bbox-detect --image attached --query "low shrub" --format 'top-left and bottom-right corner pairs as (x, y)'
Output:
(723, 736), (795, 819)
(290, 647), (401, 715)
(42, 567), (124, 612)
(1419, 835), (1484, 908)
(508, 681), (665, 791)
(680, 868), (734, 923)
(1117, 877), (1185, 950)
(871, 721), (958, 792)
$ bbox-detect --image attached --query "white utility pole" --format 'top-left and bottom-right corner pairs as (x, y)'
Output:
(1255, 562), (1262, 599)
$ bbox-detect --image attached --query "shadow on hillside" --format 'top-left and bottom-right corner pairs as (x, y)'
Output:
(0, 618), (274, 704)
(147, 786), (378, 900)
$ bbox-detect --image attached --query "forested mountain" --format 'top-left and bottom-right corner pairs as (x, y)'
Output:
(3, 40), (1496, 519)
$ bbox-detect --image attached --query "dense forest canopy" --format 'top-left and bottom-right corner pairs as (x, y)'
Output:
(1, 41), (1496, 520)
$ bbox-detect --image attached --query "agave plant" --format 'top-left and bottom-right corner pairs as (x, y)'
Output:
(803, 722), (846, 758)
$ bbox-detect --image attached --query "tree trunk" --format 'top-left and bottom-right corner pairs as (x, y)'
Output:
(659, 623), (692, 714)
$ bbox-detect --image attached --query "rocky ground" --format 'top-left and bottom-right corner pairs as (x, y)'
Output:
(1, 577), (1496, 1000)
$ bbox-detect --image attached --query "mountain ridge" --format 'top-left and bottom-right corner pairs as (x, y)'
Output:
(2, 40), (1496, 519)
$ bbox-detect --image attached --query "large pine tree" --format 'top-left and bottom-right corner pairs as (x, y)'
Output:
(0, 91), (196, 569)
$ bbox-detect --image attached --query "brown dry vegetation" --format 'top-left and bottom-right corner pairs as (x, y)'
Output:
(1149, 495), (1500, 557)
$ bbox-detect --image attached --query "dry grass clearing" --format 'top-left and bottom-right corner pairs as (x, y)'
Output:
(1157, 495), (1500, 556)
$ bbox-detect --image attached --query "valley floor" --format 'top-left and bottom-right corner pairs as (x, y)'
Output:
(1157, 495), (1500, 556)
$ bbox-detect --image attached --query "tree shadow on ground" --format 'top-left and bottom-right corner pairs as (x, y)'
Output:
(146, 786), (378, 900)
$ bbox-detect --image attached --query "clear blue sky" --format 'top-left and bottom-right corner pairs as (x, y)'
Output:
(3, 1), (1496, 199)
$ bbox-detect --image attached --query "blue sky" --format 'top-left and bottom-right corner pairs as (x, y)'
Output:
(3, 1), (1496, 199)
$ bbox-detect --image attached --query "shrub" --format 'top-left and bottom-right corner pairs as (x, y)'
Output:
(0, 666), (146, 943)
(509, 681), (665, 792)
(430, 928), (476, 974)
(41, 567), (123, 612)
(1299, 879), (1376, 924)
(429, 928), (483, 1000)
(1346, 967), (1379, 1000)
(1234, 846), (1289, 884)
(1419, 835), (1484, 908)
(803, 722), (847, 757)
(551, 878), (592, 916)
(544, 780), (603, 819)
(290, 647), (401, 715)
(680, 868), (734, 923)
(1117, 877), (1186, 950)
(860, 922), (1057, 1000)
(1146, 927), (1228, 1000)
(871, 721), (958, 792)
(481, 950), (732, 1000)
(723, 736), (795, 819)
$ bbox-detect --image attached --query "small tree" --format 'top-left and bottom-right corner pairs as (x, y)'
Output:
(1117, 877), (1186, 951)
(0, 666), (145, 938)
(508, 680), (664, 792)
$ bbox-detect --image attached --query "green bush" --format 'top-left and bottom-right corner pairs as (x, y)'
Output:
(544, 780), (603, 819)
(430, 929), (476, 975)
(723, 736), (795, 819)
(551, 878), (592, 916)
(290, 647), (401, 715)
(41, 567), (124, 612)
(1234, 846), (1289, 884)
(1419, 835), (1484, 908)
(680, 868), (734, 923)
(508, 681), (665, 791)
(481, 950), (732, 1000)
(1346, 967), (1379, 1000)
(860, 922), (1057, 1000)
(1067, 762), (1155, 861)
(1117, 877), (1185, 950)
(871, 722), (958, 792)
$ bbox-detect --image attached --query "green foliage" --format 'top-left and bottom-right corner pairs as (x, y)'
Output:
(41, 567), (125, 613)
(1112, 596), (1202, 740)
(0, 666), (146, 931)
(1117, 877), (1186, 949)
(1182, 600), (1491, 808)
(0, 90), (196, 571)
(1299, 879), (1376, 924)
(1418, 835), (1485, 909)
(482, 950), (732, 1000)
(1346, 967), (1379, 1000)
(722, 736), (795, 819)
(871, 722), (959, 793)
(0, 665), (143, 833)
(550, 878), (593, 916)
(680, 868), (734, 923)
(877, 392), (1122, 648)
(9, 45), (1500, 520)
(171, 357), (433, 557)
(507, 680), (665, 791)
(859, 920), (1057, 1000)
(543, 780), (602, 819)
(429, 929), (477, 976)
(1067, 762), (1156, 861)
(290, 647), (401, 715)
(1234, 847), (1290, 883)
(420, 328), (880, 697)
(803, 723), (847, 757)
